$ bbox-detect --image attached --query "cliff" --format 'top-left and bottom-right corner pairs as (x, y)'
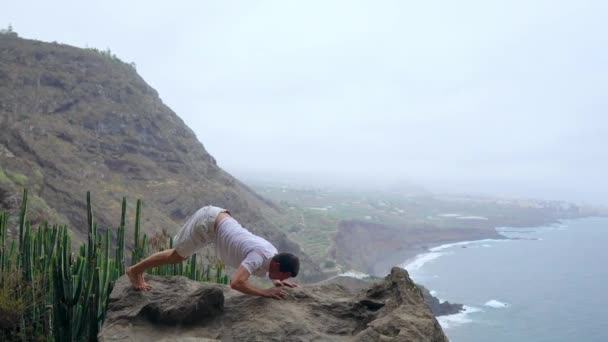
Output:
(100, 267), (449, 342)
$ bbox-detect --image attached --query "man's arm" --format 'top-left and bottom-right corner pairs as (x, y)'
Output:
(230, 266), (288, 299)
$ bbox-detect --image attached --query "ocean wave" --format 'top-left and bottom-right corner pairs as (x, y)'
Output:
(338, 270), (370, 279)
(437, 305), (482, 329)
(401, 239), (508, 275)
(509, 237), (542, 241)
(456, 215), (489, 220)
(428, 289), (446, 301)
(497, 223), (569, 234)
(401, 252), (444, 271)
(429, 239), (505, 252)
(496, 229), (535, 234)
(485, 299), (509, 308)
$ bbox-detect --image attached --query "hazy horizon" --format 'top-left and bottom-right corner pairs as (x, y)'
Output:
(3, 1), (607, 205)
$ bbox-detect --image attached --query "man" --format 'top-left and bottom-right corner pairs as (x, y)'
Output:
(126, 205), (299, 299)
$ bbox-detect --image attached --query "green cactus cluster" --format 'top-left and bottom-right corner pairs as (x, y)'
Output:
(0, 189), (229, 341)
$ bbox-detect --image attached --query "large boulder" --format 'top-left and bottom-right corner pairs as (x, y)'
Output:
(100, 267), (448, 342)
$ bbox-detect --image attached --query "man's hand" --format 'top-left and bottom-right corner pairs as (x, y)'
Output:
(273, 279), (298, 288)
(264, 287), (288, 300)
(231, 266), (294, 299)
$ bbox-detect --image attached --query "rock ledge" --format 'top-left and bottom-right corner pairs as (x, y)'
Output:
(100, 267), (448, 342)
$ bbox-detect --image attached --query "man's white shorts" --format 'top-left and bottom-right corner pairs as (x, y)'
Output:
(173, 205), (228, 258)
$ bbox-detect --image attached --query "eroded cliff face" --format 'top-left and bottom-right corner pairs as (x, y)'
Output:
(100, 267), (448, 342)
(331, 220), (501, 275)
(0, 34), (321, 280)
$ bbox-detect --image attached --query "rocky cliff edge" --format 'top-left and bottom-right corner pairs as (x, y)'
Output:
(100, 267), (448, 342)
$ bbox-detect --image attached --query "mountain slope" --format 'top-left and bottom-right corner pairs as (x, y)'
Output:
(0, 34), (321, 280)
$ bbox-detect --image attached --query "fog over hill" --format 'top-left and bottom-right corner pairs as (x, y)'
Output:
(3, 1), (606, 204)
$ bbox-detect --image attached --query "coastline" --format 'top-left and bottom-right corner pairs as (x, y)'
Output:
(332, 220), (505, 277)
(368, 216), (576, 278)
(368, 218), (581, 331)
(369, 233), (506, 277)
(392, 216), (608, 340)
(333, 217), (604, 327)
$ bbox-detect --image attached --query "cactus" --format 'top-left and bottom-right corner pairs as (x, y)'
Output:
(141, 234), (148, 261)
(116, 197), (127, 275)
(132, 199), (142, 264)
(23, 221), (33, 282)
(18, 189), (27, 251)
(0, 212), (7, 274)
(88, 267), (100, 341)
(189, 254), (197, 280)
(0, 190), (226, 341)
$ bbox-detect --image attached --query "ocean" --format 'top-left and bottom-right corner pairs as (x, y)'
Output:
(402, 217), (608, 342)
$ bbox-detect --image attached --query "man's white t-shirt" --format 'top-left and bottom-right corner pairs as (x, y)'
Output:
(215, 217), (278, 277)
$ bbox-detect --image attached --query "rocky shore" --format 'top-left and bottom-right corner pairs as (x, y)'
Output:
(419, 286), (463, 317)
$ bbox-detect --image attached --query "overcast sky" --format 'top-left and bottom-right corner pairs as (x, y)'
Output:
(3, 1), (607, 203)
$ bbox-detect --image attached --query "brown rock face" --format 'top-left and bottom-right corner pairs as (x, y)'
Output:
(0, 34), (320, 280)
(100, 267), (448, 342)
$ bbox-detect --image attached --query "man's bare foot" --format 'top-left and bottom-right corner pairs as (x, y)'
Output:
(138, 272), (152, 291)
(126, 267), (151, 291)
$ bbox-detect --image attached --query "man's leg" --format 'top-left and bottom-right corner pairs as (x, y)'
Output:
(126, 248), (186, 290)
(126, 206), (210, 290)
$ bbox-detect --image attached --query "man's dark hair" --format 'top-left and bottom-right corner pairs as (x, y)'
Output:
(272, 252), (300, 277)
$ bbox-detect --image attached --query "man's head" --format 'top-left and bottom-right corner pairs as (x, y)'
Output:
(269, 253), (299, 280)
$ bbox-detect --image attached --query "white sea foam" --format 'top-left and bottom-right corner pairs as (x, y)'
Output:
(429, 239), (504, 252)
(497, 222), (569, 234)
(456, 215), (489, 220)
(438, 213), (461, 217)
(485, 299), (509, 308)
(338, 270), (370, 279)
(401, 239), (507, 276)
(428, 289), (446, 301)
(437, 213), (488, 220)
(481, 244), (492, 247)
(437, 305), (482, 329)
(401, 252), (444, 271)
